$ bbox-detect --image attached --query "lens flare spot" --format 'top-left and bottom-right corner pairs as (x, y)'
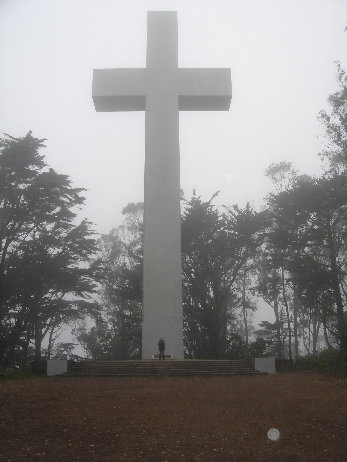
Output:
(267, 428), (280, 441)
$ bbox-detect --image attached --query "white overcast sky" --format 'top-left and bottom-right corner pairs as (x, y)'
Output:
(1, 0), (346, 235)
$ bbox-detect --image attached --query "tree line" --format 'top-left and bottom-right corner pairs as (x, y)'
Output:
(1, 65), (346, 366)
(0, 133), (100, 367)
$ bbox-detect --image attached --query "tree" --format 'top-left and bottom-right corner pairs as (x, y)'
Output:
(288, 253), (336, 353)
(181, 192), (266, 358)
(270, 174), (347, 352)
(51, 342), (84, 361)
(225, 333), (247, 359)
(237, 267), (257, 351)
(265, 161), (297, 193)
(262, 161), (305, 359)
(254, 320), (288, 358)
(255, 257), (286, 359)
(75, 203), (144, 360)
(248, 338), (267, 357)
(0, 132), (99, 366)
(319, 62), (347, 175)
(262, 72), (347, 355)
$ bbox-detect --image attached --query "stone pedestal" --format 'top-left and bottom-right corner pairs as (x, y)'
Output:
(47, 359), (68, 376)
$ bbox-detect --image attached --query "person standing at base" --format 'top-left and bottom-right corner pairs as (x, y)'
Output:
(158, 337), (165, 360)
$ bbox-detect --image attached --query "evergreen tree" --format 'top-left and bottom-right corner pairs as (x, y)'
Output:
(75, 203), (143, 360)
(0, 132), (98, 366)
(182, 192), (266, 358)
(319, 63), (347, 175)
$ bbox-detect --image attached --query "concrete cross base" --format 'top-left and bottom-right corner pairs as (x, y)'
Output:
(47, 359), (68, 376)
(255, 357), (276, 374)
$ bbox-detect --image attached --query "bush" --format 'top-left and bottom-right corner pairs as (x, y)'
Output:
(0, 367), (34, 380)
(294, 349), (347, 376)
(31, 359), (47, 375)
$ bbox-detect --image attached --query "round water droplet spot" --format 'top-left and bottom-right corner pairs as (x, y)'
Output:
(267, 428), (280, 441)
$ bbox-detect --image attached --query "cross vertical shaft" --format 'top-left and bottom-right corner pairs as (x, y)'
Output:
(143, 12), (183, 359)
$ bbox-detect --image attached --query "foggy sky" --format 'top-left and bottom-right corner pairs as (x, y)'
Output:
(1, 0), (346, 236)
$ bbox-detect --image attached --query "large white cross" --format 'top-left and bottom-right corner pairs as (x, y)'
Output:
(93, 11), (231, 359)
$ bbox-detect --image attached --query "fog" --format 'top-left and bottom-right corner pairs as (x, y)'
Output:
(1, 0), (346, 235)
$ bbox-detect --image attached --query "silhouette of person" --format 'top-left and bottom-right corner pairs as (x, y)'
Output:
(158, 337), (165, 360)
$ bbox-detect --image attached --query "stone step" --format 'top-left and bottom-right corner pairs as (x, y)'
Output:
(68, 370), (255, 376)
(65, 360), (257, 377)
(69, 360), (246, 362)
(67, 372), (257, 377)
(69, 366), (253, 372)
(68, 365), (253, 372)
(69, 360), (248, 367)
(69, 363), (251, 366)
(66, 368), (257, 375)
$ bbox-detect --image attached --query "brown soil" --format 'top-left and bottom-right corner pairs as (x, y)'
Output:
(0, 372), (346, 462)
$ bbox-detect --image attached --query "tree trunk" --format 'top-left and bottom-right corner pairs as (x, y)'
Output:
(326, 219), (347, 352)
(312, 313), (319, 355)
(293, 294), (299, 359)
(281, 267), (292, 360)
(47, 325), (56, 360)
(2, 310), (27, 367)
(20, 333), (32, 369)
(34, 317), (43, 361)
(242, 269), (249, 349)
(323, 324), (332, 349)
(273, 298), (283, 359)
(308, 310), (312, 354)
(322, 304), (332, 349)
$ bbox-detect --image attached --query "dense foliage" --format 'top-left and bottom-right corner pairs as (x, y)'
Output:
(0, 132), (99, 367)
(74, 203), (143, 360)
(181, 193), (266, 358)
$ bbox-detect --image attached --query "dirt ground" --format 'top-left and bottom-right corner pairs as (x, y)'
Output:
(0, 372), (346, 462)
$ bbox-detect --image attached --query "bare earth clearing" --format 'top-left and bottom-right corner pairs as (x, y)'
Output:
(0, 372), (346, 461)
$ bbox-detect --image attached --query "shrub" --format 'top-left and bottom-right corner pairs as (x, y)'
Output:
(294, 349), (347, 376)
(0, 367), (34, 380)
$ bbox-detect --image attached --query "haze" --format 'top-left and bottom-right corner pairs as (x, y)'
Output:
(1, 0), (346, 235)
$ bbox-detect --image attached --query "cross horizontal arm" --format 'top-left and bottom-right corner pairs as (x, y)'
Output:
(93, 68), (146, 111)
(93, 68), (231, 112)
(178, 68), (231, 111)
